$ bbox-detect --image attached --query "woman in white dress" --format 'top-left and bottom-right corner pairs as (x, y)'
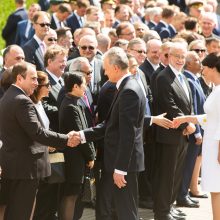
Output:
(173, 53), (220, 220)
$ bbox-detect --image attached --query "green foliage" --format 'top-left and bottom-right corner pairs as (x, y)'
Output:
(0, 0), (37, 49)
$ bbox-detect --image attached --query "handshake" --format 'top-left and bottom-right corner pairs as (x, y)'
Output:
(152, 113), (196, 136)
(67, 131), (81, 147)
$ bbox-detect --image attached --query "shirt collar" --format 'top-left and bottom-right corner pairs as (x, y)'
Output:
(184, 70), (198, 80)
(116, 73), (132, 90)
(147, 58), (159, 71)
(169, 64), (182, 78)
(46, 69), (62, 84)
(34, 35), (44, 45)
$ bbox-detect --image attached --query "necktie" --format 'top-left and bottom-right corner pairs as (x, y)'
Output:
(146, 96), (151, 116)
(40, 42), (46, 55)
(58, 79), (64, 87)
(178, 74), (189, 100)
(83, 94), (92, 114)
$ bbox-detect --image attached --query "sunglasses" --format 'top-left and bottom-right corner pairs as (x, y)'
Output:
(192, 49), (206, 53)
(79, 46), (95, 51)
(131, 49), (146, 54)
(36, 23), (51, 27)
(47, 38), (57, 42)
(39, 82), (50, 88)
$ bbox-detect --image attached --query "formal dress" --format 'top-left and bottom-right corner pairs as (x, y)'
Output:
(197, 85), (220, 192)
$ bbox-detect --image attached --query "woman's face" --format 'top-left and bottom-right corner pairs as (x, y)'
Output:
(201, 66), (215, 82)
(73, 77), (87, 97)
(39, 77), (50, 99)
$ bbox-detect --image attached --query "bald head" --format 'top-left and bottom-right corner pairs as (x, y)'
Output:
(3, 45), (25, 68)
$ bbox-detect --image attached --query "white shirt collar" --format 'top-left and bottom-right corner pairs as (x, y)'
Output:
(147, 58), (159, 71)
(46, 69), (62, 84)
(169, 64), (182, 78)
(34, 34), (44, 45)
(116, 73), (132, 90)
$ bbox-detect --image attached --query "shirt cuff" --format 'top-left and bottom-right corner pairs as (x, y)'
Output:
(114, 169), (127, 175)
(79, 131), (86, 144)
(194, 133), (202, 139)
(149, 117), (153, 126)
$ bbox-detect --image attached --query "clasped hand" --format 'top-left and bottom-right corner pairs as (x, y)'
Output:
(67, 131), (81, 147)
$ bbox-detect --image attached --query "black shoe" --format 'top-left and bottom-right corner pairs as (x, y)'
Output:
(154, 214), (176, 220)
(171, 211), (186, 220)
(139, 199), (153, 209)
(176, 197), (200, 208)
(188, 196), (199, 204)
(189, 191), (208, 198)
(171, 207), (187, 217)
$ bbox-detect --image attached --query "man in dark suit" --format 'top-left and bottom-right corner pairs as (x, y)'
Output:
(15, 3), (41, 47)
(2, 0), (28, 46)
(176, 51), (206, 207)
(50, 3), (72, 30)
(23, 11), (51, 71)
(153, 43), (196, 220)
(74, 47), (146, 220)
(66, 0), (89, 34)
(139, 39), (162, 85)
(0, 61), (78, 220)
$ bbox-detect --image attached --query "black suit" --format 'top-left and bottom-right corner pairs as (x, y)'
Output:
(83, 76), (146, 220)
(139, 59), (156, 85)
(66, 12), (82, 34)
(153, 66), (193, 219)
(23, 38), (45, 71)
(0, 85), (68, 220)
(2, 7), (28, 46)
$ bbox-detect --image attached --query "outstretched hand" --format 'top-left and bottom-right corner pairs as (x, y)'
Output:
(67, 131), (81, 147)
(152, 113), (173, 129)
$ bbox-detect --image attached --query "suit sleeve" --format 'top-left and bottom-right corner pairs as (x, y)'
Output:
(115, 89), (141, 171)
(15, 97), (68, 148)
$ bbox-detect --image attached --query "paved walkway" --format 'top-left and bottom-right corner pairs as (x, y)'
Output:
(81, 194), (212, 220)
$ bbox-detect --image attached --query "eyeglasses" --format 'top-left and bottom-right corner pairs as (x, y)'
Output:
(82, 70), (93, 76)
(79, 46), (95, 51)
(39, 82), (50, 88)
(191, 49), (206, 53)
(120, 31), (135, 36)
(170, 53), (186, 60)
(131, 49), (146, 54)
(47, 38), (57, 42)
(35, 23), (51, 27)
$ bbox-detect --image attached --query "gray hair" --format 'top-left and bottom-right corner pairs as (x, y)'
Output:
(104, 47), (129, 70)
(69, 57), (90, 72)
(127, 38), (146, 50)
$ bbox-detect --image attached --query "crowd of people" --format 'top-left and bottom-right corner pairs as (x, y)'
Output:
(0, 0), (220, 220)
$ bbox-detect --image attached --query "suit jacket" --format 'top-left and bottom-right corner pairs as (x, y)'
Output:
(38, 0), (50, 11)
(42, 71), (62, 132)
(50, 14), (67, 30)
(59, 94), (95, 183)
(139, 59), (155, 85)
(66, 12), (82, 34)
(183, 70), (206, 142)
(90, 58), (107, 105)
(15, 20), (35, 46)
(0, 85), (68, 179)
(83, 76), (146, 173)
(148, 21), (156, 30)
(2, 7), (28, 46)
(156, 66), (193, 145)
(22, 38), (44, 71)
(154, 21), (167, 35)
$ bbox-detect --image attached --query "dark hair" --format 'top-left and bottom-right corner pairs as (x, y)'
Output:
(30, 71), (48, 104)
(185, 17), (197, 31)
(0, 67), (13, 92)
(11, 62), (29, 83)
(64, 72), (85, 92)
(202, 53), (219, 68)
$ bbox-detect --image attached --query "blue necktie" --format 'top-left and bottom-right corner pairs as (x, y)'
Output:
(146, 96), (151, 116)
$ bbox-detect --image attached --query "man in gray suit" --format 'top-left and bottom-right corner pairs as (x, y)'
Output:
(0, 62), (78, 220)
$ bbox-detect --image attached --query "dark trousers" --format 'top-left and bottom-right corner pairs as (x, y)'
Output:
(138, 142), (156, 201)
(153, 138), (188, 218)
(33, 182), (60, 220)
(177, 141), (201, 200)
(3, 179), (38, 220)
(96, 171), (138, 220)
